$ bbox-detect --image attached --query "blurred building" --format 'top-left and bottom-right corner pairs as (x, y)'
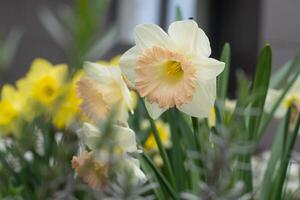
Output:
(0, 0), (299, 90)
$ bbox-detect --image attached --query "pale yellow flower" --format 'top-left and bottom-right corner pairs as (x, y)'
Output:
(120, 20), (225, 119)
(77, 62), (133, 123)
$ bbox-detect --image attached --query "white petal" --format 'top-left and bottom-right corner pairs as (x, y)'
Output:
(145, 100), (167, 120)
(120, 46), (140, 84)
(78, 123), (102, 150)
(178, 78), (216, 118)
(168, 20), (211, 57)
(83, 62), (113, 83)
(193, 56), (225, 81)
(117, 157), (147, 184)
(134, 24), (173, 50)
(113, 125), (138, 153)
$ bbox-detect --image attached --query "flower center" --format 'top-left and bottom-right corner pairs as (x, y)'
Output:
(163, 60), (184, 82)
(33, 76), (59, 105)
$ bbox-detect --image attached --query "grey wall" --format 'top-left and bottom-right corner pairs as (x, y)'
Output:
(0, 0), (71, 84)
(260, 0), (300, 70)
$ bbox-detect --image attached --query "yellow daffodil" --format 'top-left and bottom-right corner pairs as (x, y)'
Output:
(17, 58), (68, 106)
(120, 20), (225, 119)
(143, 120), (171, 152)
(72, 123), (146, 188)
(77, 62), (133, 123)
(0, 85), (21, 135)
(52, 70), (84, 129)
(266, 77), (300, 118)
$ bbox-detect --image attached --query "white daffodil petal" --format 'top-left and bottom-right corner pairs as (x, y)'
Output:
(113, 125), (138, 153)
(134, 24), (173, 50)
(120, 46), (140, 84)
(145, 101), (167, 120)
(78, 123), (102, 150)
(194, 57), (225, 81)
(83, 62), (113, 83)
(178, 78), (216, 118)
(168, 20), (211, 57)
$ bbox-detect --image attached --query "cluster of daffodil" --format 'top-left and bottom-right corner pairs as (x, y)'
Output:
(0, 58), (84, 136)
(71, 20), (225, 190)
(71, 19), (300, 198)
(1, 18), (300, 199)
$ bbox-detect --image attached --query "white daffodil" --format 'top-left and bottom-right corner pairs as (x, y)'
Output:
(265, 77), (300, 118)
(120, 20), (225, 119)
(77, 62), (133, 123)
(73, 122), (146, 188)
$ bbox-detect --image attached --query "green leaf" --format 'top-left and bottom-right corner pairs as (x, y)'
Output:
(217, 43), (231, 100)
(249, 45), (272, 141)
(140, 99), (176, 189)
(141, 153), (179, 200)
(168, 109), (185, 191)
(260, 118), (286, 200)
(272, 112), (300, 200)
(139, 155), (165, 200)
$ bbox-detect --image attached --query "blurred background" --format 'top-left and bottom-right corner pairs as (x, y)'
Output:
(0, 0), (299, 88)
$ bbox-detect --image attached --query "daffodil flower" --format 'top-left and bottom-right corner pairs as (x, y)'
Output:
(120, 20), (225, 119)
(77, 62), (133, 123)
(265, 77), (300, 118)
(72, 122), (146, 189)
(0, 85), (26, 135)
(52, 70), (84, 129)
(16, 58), (68, 106)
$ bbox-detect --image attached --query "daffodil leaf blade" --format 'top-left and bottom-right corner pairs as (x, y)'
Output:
(259, 118), (286, 200)
(139, 154), (166, 200)
(217, 43), (231, 100)
(249, 45), (272, 140)
(271, 111), (300, 200)
(141, 153), (179, 199)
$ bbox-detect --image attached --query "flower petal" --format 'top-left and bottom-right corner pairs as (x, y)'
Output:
(193, 56), (225, 81)
(168, 20), (211, 57)
(145, 100), (167, 120)
(178, 78), (216, 118)
(120, 46), (140, 84)
(113, 125), (138, 153)
(135, 24), (173, 50)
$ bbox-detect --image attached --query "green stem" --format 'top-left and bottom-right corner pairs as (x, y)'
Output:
(140, 100), (176, 189)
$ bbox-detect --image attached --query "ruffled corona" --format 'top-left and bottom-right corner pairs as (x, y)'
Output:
(72, 151), (109, 189)
(77, 78), (110, 122)
(136, 46), (197, 108)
